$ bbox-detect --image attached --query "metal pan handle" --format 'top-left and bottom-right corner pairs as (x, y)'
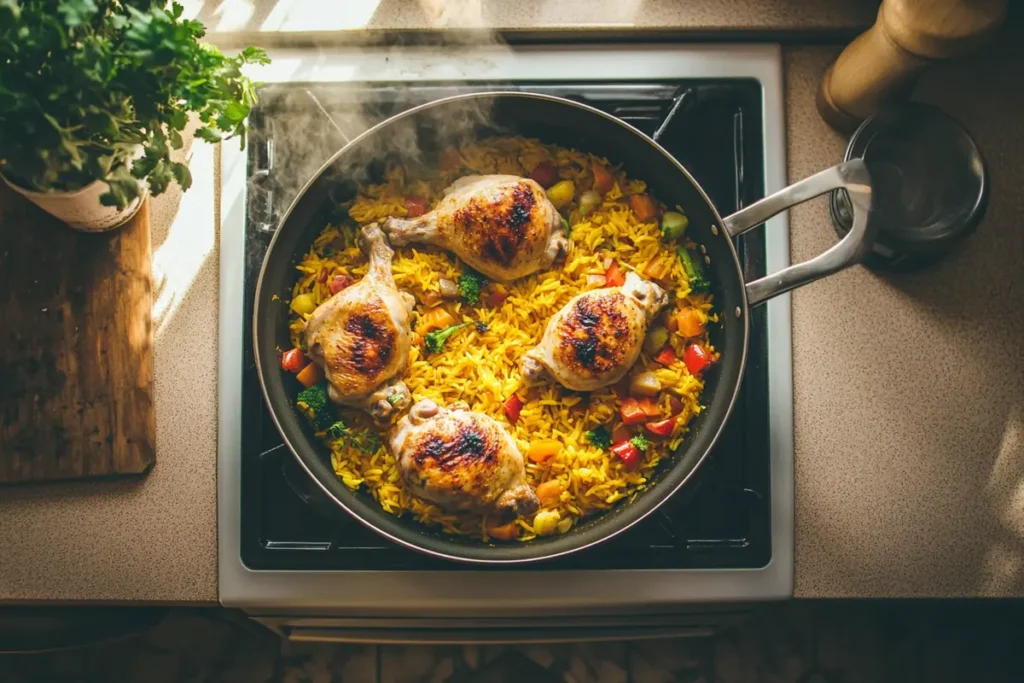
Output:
(722, 159), (874, 307)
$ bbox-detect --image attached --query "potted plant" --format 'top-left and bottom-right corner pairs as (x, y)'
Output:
(0, 0), (268, 231)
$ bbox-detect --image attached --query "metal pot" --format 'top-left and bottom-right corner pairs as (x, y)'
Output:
(254, 92), (874, 564)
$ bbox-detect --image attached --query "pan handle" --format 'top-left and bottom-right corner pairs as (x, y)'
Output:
(722, 159), (874, 307)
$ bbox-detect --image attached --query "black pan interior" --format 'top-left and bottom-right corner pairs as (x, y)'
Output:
(254, 93), (750, 563)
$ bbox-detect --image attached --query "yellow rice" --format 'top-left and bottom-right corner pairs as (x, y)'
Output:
(287, 136), (717, 541)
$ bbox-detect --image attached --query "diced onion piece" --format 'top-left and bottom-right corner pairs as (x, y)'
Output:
(438, 278), (459, 299)
(578, 189), (602, 216)
(533, 509), (561, 536)
(629, 371), (662, 397)
(643, 325), (670, 355)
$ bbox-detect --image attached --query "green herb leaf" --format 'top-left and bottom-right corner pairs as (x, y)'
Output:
(57, 0), (97, 26)
(0, 1), (268, 209)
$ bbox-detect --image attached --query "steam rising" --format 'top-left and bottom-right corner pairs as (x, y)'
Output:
(252, 0), (512, 229)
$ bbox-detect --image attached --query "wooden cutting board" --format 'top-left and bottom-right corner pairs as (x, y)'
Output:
(0, 184), (155, 483)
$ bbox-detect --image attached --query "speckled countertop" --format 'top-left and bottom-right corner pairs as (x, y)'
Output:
(2, 2), (1023, 603)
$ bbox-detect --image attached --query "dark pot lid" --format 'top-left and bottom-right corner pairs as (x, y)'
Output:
(829, 101), (988, 272)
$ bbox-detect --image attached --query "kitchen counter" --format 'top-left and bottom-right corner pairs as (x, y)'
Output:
(1, 16), (1022, 603)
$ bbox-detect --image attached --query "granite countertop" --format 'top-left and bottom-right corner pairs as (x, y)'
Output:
(1, 4), (1022, 603)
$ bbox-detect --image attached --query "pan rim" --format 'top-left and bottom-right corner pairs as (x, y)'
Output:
(252, 90), (751, 564)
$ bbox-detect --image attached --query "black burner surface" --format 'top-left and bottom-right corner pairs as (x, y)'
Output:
(240, 80), (771, 570)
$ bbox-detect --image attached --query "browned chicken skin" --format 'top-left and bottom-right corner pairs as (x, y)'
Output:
(381, 174), (568, 282)
(389, 399), (540, 519)
(520, 271), (669, 392)
(304, 223), (414, 420)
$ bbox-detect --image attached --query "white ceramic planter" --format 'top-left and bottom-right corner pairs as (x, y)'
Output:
(2, 174), (148, 232)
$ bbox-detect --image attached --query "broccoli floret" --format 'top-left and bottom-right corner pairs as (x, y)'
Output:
(296, 383), (334, 430)
(457, 270), (486, 305)
(325, 420), (348, 440)
(585, 426), (612, 450)
(678, 247), (711, 294)
(630, 434), (650, 451)
(424, 322), (472, 354)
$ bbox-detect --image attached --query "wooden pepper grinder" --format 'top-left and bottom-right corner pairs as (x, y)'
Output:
(817, 0), (1007, 132)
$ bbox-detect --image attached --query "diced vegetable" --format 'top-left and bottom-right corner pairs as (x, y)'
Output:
(587, 274), (607, 289)
(604, 262), (626, 288)
(668, 394), (685, 415)
(536, 480), (565, 506)
(296, 362), (324, 388)
(629, 371), (662, 397)
(683, 343), (713, 375)
(503, 394), (524, 424)
(678, 247), (711, 294)
(611, 440), (643, 471)
(281, 348), (306, 373)
(675, 308), (705, 338)
(637, 398), (661, 418)
(533, 509), (561, 536)
(642, 255), (673, 283)
(630, 433), (650, 451)
(628, 194), (658, 222)
(405, 195), (428, 217)
(546, 180), (575, 210)
(655, 346), (676, 365)
(458, 270), (486, 305)
(329, 274), (353, 295)
(484, 285), (509, 308)
(592, 163), (615, 194)
(611, 424), (631, 446)
(527, 439), (562, 463)
(643, 325), (670, 355)
(438, 278), (459, 299)
(645, 417), (677, 438)
(488, 522), (520, 541)
(290, 293), (317, 316)
(296, 383), (333, 430)
(424, 322), (472, 354)
(578, 189), (602, 216)
(417, 307), (456, 334)
(619, 398), (647, 426)
(529, 161), (558, 188)
(660, 211), (689, 241)
(326, 420), (348, 440)
(420, 290), (441, 307)
(585, 425), (611, 449)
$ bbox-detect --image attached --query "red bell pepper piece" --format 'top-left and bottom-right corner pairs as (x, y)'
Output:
(683, 343), (712, 375)
(280, 348), (307, 373)
(528, 161), (558, 188)
(654, 346), (676, 365)
(503, 394), (524, 424)
(644, 417), (677, 438)
(637, 398), (661, 418)
(611, 440), (642, 471)
(619, 398), (647, 425)
(604, 262), (626, 288)
(405, 195), (428, 217)
(329, 273), (353, 295)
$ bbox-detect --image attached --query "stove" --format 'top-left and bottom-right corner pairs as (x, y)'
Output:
(219, 44), (793, 640)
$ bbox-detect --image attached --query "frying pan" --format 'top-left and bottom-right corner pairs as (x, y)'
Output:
(254, 92), (874, 564)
